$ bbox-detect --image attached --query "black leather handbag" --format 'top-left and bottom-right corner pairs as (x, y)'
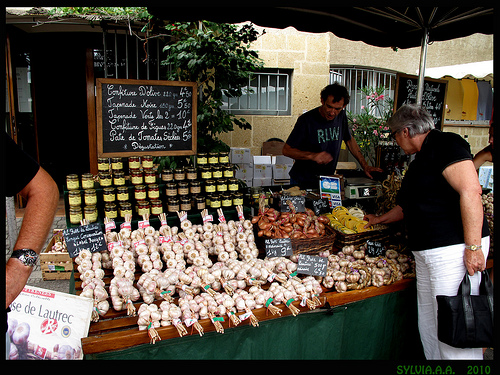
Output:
(436, 271), (494, 348)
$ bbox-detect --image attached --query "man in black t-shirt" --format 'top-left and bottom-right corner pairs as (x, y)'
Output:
(283, 83), (381, 188)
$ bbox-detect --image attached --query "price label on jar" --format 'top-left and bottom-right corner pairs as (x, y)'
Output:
(265, 238), (293, 258)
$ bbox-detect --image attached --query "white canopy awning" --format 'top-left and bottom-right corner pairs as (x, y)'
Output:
(421, 60), (493, 81)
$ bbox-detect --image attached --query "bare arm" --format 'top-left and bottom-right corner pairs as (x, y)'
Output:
(472, 147), (492, 170)
(344, 137), (383, 179)
(442, 159), (486, 275)
(364, 205), (404, 227)
(6, 167), (59, 308)
(282, 142), (333, 164)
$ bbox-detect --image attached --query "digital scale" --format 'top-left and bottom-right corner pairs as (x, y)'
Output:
(344, 177), (382, 200)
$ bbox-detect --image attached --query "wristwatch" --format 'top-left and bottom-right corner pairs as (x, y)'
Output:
(10, 249), (39, 267)
(465, 244), (482, 251)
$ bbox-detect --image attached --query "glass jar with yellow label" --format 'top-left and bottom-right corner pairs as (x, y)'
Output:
(212, 165), (223, 179)
(84, 189), (97, 206)
(217, 179), (227, 193)
(69, 206), (82, 225)
(210, 194), (221, 209)
(84, 205), (98, 223)
(104, 203), (118, 219)
(113, 171), (126, 186)
(116, 186), (129, 202)
(150, 199), (163, 216)
(204, 179), (216, 194)
(167, 197), (180, 213)
(148, 184), (160, 200)
(134, 185), (147, 201)
(218, 151), (229, 164)
(208, 152), (219, 164)
(81, 173), (94, 189)
(142, 155), (154, 169)
(199, 166), (212, 180)
(144, 169), (156, 184)
(223, 165), (234, 178)
(103, 187), (116, 203)
(97, 157), (109, 172)
(228, 178), (239, 192)
(130, 169), (143, 185)
(197, 152), (208, 165)
(136, 201), (150, 217)
(111, 157), (123, 172)
(99, 172), (112, 187)
(66, 174), (80, 191)
(68, 190), (81, 206)
(232, 192), (244, 206)
(222, 193), (233, 208)
(128, 156), (141, 170)
(119, 202), (133, 219)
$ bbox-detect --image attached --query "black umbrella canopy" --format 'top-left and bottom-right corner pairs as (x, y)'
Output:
(148, 6), (493, 49)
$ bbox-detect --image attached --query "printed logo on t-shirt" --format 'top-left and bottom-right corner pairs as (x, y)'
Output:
(317, 127), (340, 144)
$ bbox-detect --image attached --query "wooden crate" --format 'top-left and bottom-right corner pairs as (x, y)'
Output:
(40, 234), (73, 281)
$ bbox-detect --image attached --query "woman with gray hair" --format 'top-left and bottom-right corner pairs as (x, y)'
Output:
(364, 104), (490, 360)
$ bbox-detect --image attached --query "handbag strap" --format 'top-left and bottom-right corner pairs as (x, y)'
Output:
(480, 271), (494, 324)
(460, 273), (476, 343)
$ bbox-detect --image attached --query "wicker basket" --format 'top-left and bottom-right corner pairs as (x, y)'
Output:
(333, 225), (389, 248)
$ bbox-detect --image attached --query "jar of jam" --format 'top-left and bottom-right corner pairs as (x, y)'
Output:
(222, 193), (232, 208)
(84, 189), (97, 206)
(190, 180), (201, 195)
(150, 199), (163, 216)
(134, 185), (147, 201)
(177, 181), (189, 196)
(142, 155), (154, 169)
(111, 157), (123, 172)
(144, 169), (156, 184)
(218, 151), (229, 164)
(199, 166), (212, 180)
(68, 190), (81, 206)
(228, 178), (239, 192)
(119, 202), (133, 218)
(167, 197), (180, 213)
(210, 194), (221, 209)
(161, 168), (174, 182)
(216, 178), (227, 192)
(97, 157), (109, 172)
(186, 167), (197, 180)
(165, 182), (178, 197)
(180, 196), (192, 211)
(113, 171), (126, 186)
(103, 187), (116, 203)
(84, 205), (98, 223)
(116, 186), (129, 202)
(128, 156), (141, 170)
(66, 174), (79, 191)
(204, 179), (216, 194)
(104, 203), (118, 219)
(174, 168), (185, 181)
(223, 165), (234, 178)
(137, 201), (150, 217)
(232, 192), (244, 206)
(99, 172), (112, 187)
(130, 169), (143, 185)
(194, 195), (206, 211)
(212, 165), (223, 179)
(69, 206), (82, 225)
(208, 152), (219, 164)
(147, 184), (160, 200)
(81, 173), (94, 189)
(197, 152), (208, 165)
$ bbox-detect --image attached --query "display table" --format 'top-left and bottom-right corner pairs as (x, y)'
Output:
(82, 278), (423, 360)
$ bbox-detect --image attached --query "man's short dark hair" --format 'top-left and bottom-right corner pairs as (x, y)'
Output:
(321, 83), (350, 106)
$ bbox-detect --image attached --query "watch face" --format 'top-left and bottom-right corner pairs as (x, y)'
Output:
(13, 249), (38, 266)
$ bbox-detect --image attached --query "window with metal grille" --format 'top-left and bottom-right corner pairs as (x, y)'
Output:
(329, 67), (397, 115)
(222, 69), (292, 116)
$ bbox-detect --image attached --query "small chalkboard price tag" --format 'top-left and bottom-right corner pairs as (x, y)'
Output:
(265, 238), (293, 258)
(366, 240), (385, 257)
(63, 223), (107, 258)
(297, 254), (328, 277)
(310, 198), (330, 216)
(280, 196), (306, 212)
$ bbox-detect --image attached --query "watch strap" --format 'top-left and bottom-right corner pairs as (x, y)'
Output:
(11, 249), (39, 266)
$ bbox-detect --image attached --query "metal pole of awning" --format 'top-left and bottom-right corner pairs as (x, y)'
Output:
(416, 27), (429, 105)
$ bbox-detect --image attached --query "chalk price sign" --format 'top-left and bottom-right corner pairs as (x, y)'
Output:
(265, 238), (293, 258)
(96, 78), (197, 157)
(297, 254), (328, 277)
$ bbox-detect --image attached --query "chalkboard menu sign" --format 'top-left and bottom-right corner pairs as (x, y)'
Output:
(297, 254), (328, 277)
(63, 223), (107, 258)
(265, 238), (293, 258)
(394, 73), (447, 130)
(96, 78), (197, 157)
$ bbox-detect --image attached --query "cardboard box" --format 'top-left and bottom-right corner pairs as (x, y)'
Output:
(262, 140), (285, 156)
(234, 163), (253, 180)
(273, 155), (294, 165)
(272, 164), (293, 179)
(252, 178), (273, 187)
(253, 164), (273, 179)
(230, 147), (252, 164)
